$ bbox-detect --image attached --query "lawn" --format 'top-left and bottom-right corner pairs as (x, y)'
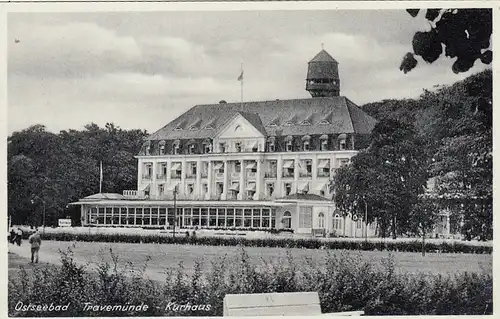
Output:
(16, 240), (492, 282)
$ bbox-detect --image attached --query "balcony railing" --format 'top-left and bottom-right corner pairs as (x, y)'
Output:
(317, 172), (330, 178)
(264, 172), (277, 178)
(141, 174), (152, 180)
(156, 174), (167, 180)
(123, 190), (146, 199)
(185, 173), (196, 179)
(282, 172), (294, 178)
(215, 172), (224, 179)
(171, 174), (182, 180)
(299, 172), (312, 178)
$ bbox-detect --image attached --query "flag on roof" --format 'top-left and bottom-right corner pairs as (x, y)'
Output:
(237, 69), (244, 81)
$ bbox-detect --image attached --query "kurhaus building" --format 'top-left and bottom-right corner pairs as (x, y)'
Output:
(73, 49), (380, 237)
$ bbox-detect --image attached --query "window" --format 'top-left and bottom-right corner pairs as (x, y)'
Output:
(187, 184), (194, 195)
(303, 140), (310, 151)
(306, 160), (312, 174)
(252, 144), (258, 152)
(267, 137), (276, 152)
(203, 143), (212, 154)
(266, 183), (275, 197)
(286, 141), (293, 152)
(235, 142), (242, 153)
(320, 190), (325, 197)
(282, 211), (292, 229)
(338, 134), (347, 150)
(159, 141), (166, 155)
(202, 184), (208, 194)
(285, 183), (292, 196)
(161, 163), (167, 176)
(302, 135), (311, 151)
(340, 140), (346, 150)
(320, 135), (328, 151)
(333, 214), (342, 230)
(189, 143), (196, 154)
(234, 125), (242, 132)
(219, 143), (226, 153)
(318, 212), (325, 228)
(158, 184), (165, 196)
(356, 219), (363, 229)
(172, 140), (180, 155)
(235, 162), (241, 173)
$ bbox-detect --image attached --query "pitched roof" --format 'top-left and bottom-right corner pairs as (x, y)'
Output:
(309, 50), (338, 64)
(80, 193), (125, 201)
(146, 97), (377, 141)
(237, 112), (267, 136)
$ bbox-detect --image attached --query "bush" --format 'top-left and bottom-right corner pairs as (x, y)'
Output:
(38, 232), (492, 254)
(8, 248), (492, 316)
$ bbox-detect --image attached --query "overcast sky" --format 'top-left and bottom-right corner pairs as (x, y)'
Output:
(7, 10), (490, 135)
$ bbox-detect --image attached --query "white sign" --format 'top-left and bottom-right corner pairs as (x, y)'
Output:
(58, 219), (72, 227)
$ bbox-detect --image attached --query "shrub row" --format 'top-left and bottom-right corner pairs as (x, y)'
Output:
(38, 231), (492, 254)
(8, 248), (492, 316)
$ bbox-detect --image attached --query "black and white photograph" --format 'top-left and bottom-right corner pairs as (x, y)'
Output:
(4, 2), (494, 317)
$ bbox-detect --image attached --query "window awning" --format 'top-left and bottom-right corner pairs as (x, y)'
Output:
(213, 163), (223, 170)
(246, 183), (256, 191)
(320, 134), (328, 140)
(167, 183), (179, 191)
(245, 162), (256, 169)
(159, 140), (166, 145)
(338, 133), (347, 139)
(283, 160), (294, 169)
(229, 182), (240, 191)
(301, 135), (311, 141)
(314, 182), (327, 191)
(170, 163), (181, 171)
(298, 182), (309, 192)
(318, 160), (330, 169)
(142, 184), (151, 192)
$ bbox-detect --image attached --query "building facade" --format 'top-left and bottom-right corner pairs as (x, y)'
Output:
(73, 50), (378, 237)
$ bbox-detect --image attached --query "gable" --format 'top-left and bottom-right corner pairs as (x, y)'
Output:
(216, 114), (266, 139)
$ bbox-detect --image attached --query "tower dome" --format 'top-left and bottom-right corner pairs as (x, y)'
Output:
(306, 49), (340, 97)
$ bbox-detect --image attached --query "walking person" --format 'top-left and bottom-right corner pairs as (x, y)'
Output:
(28, 228), (42, 264)
(9, 227), (16, 244)
(15, 227), (23, 246)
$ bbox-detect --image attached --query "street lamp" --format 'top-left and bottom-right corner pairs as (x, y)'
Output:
(30, 195), (46, 235)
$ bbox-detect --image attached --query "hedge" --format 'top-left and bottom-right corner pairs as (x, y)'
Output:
(35, 231), (492, 254)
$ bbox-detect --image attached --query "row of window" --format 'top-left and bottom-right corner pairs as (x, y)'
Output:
(143, 134), (351, 156)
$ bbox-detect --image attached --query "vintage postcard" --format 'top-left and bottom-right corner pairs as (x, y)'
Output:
(2, 1), (495, 317)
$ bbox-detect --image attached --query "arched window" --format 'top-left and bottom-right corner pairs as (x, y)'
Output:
(333, 213), (342, 230)
(282, 211), (292, 229)
(320, 135), (328, 151)
(172, 140), (180, 155)
(338, 134), (347, 150)
(302, 135), (311, 151)
(285, 136), (293, 152)
(318, 212), (325, 228)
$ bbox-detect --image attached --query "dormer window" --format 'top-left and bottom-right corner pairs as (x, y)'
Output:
(301, 114), (313, 126)
(320, 135), (328, 151)
(266, 137), (276, 152)
(188, 141), (196, 154)
(284, 115), (297, 126)
(338, 133), (347, 150)
(319, 120), (329, 125)
(144, 141), (151, 155)
(172, 140), (180, 155)
(302, 135), (311, 151)
(159, 140), (166, 155)
(174, 126), (183, 131)
(219, 143), (226, 153)
(202, 139), (212, 154)
(235, 142), (242, 153)
(285, 136), (293, 152)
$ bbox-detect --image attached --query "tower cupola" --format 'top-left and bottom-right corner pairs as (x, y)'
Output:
(306, 49), (340, 97)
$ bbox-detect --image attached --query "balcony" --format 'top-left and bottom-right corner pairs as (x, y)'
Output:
(141, 174), (152, 180)
(156, 174), (167, 180)
(215, 172), (224, 179)
(264, 172), (277, 178)
(171, 174), (182, 180)
(317, 171), (330, 178)
(299, 172), (312, 178)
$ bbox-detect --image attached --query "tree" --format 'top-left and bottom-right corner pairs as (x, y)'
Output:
(400, 9), (492, 74)
(408, 198), (439, 256)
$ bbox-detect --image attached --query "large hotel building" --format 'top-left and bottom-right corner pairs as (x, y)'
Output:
(73, 49), (384, 237)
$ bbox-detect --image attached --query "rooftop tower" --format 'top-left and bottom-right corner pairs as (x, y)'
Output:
(306, 49), (340, 97)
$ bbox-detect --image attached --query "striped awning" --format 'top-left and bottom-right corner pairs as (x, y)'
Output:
(283, 160), (294, 169)
(246, 183), (256, 191)
(213, 163), (223, 170)
(246, 162), (257, 169)
(229, 182), (240, 191)
(298, 182), (309, 192)
(170, 163), (181, 171)
(317, 160), (330, 169)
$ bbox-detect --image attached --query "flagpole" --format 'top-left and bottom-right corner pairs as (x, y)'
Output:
(240, 62), (243, 105)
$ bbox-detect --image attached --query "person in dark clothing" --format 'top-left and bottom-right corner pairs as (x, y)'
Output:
(15, 228), (22, 246)
(29, 228), (42, 263)
(9, 228), (16, 244)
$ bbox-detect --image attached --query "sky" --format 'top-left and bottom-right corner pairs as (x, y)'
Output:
(7, 9), (490, 135)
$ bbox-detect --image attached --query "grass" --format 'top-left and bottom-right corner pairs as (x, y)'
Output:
(22, 240), (492, 280)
